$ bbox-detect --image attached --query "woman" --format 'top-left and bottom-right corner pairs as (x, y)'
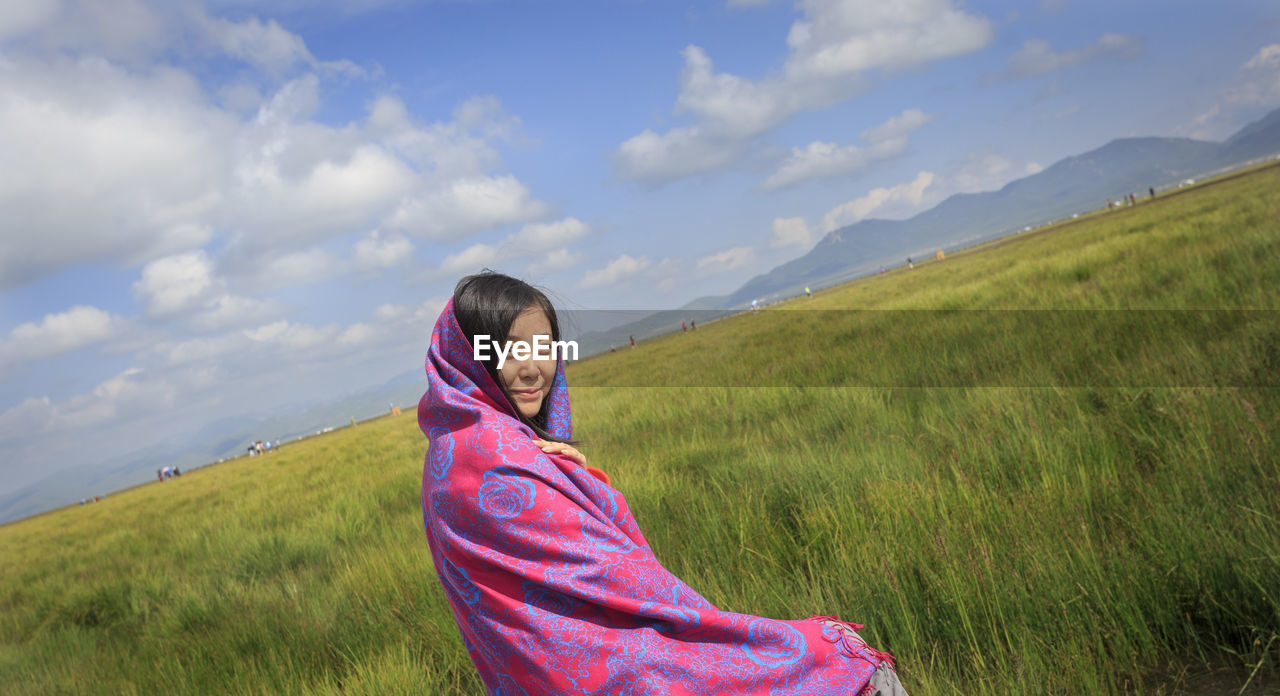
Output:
(419, 271), (907, 695)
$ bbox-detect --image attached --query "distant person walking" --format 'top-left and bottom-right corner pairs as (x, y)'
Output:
(751, 299), (759, 312)
(805, 286), (811, 298)
(1149, 186), (1155, 199)
(629, 335), (635, 347)
(690, 319), (696, 330)
(681, 321), (687, 332)
(907, 256), (913, 270)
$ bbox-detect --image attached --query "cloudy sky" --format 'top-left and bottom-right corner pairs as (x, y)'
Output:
(2, 0), (1279, 499)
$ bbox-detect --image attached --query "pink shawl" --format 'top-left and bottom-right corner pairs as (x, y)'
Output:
(419, 298), (890, 695)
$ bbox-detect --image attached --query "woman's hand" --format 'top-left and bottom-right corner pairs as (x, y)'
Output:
(533, 438), (586, 467)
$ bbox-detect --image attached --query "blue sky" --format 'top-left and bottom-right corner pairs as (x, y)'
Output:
(2, 0), (1279, 498)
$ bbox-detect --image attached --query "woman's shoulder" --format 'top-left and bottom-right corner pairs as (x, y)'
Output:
(426, 417), (559, 493)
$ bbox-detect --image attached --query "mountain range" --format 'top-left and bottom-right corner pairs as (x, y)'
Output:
(575, 106), (1280, 354)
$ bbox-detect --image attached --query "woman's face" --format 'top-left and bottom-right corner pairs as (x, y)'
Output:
(498, 304), (557, 418)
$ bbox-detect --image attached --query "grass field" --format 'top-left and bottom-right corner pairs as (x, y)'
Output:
(1, 163), (1278, 695)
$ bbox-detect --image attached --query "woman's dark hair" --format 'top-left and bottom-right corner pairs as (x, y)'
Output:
(453, 270), (575, 444)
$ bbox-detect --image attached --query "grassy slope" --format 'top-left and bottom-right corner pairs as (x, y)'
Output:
(1, 164), (1278, 695)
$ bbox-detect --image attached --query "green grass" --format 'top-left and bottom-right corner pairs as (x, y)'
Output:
(2, 164), (1279, 694)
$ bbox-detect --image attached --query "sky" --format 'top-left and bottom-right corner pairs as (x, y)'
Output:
(2, 0), (1279, 500)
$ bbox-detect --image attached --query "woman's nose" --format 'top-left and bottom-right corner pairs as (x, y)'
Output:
(516, 356), (540, 377)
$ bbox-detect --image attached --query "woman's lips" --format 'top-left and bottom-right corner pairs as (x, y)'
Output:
(513, 387), (542, 400)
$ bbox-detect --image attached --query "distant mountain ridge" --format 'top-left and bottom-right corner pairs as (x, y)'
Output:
(581, 107), (1280, 350)
(726, 109), (1280, 308)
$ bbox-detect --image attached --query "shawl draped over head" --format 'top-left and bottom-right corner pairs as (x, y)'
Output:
(419, 298), (889, 695)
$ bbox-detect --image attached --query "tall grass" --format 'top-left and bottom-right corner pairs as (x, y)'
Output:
(1, 164), (1277, 694)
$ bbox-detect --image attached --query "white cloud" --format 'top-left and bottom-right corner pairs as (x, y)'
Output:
(985, 33), (1142, 83)
(427, 217), (593, 279)
(2, 305), (119, 364)
(133, 251), (216, 316)
(4, 1), (363, 76)
(451, 94), (523, 142)
(764, 141), (886, 191)
(1179, 43), (1280, 139)
(439, 242), (503, 277)
(814, 152), (1045, 234)
(822, 171), (935, 232)
(697, 246), (756, 272)
(0, 56), (229, 287)
(531, 248), (584, 274)
(580, 254), (651, 289)
(186, 294), (287, 333)
(1243, 44), (1280, 70)
(201, 13), (316, 76)
(0, 30), (547, 290)
(250, 248), (345, 289)
(0, 0), (586, 501)
(0, 397), (55, 440)
(861, 108), (935, 144)
(217, 81), (265, 112)
(676, 46), (800, 139)
(370, 297), (447, 327)
(228, 99), (419, 252)
(131, 252), (291, 331)
(614, 0), (991, 183)
(770, 217), (812, 248)
(0, 367), (177, 438)
(1227, 43), (1280, 106)
(244, 320), (332, 351)
(762, 108), (933, 190)
(414, 298), (447, 324)
(784, 0), (994, 81)
(337, 322), (376, 346)
(387, 175), (549, 241)
(195, 10), (363, 79)
(372, 304), (406, 323)
(614, 125), (741, 183)
(7, 0), (167, 64)
(0, 0), (61, 42)
(352, 230), (414, 271)
(947, 153), (1047, 193)
(368, 94), (510, 177)
(513, 218), (590, 249)
(155, 333), (246, 367)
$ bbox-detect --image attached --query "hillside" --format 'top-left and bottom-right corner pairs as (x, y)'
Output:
(582, 107), (1280, 351)
(723, 106), (1280, 308)
(1, 162), (1277, 695)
